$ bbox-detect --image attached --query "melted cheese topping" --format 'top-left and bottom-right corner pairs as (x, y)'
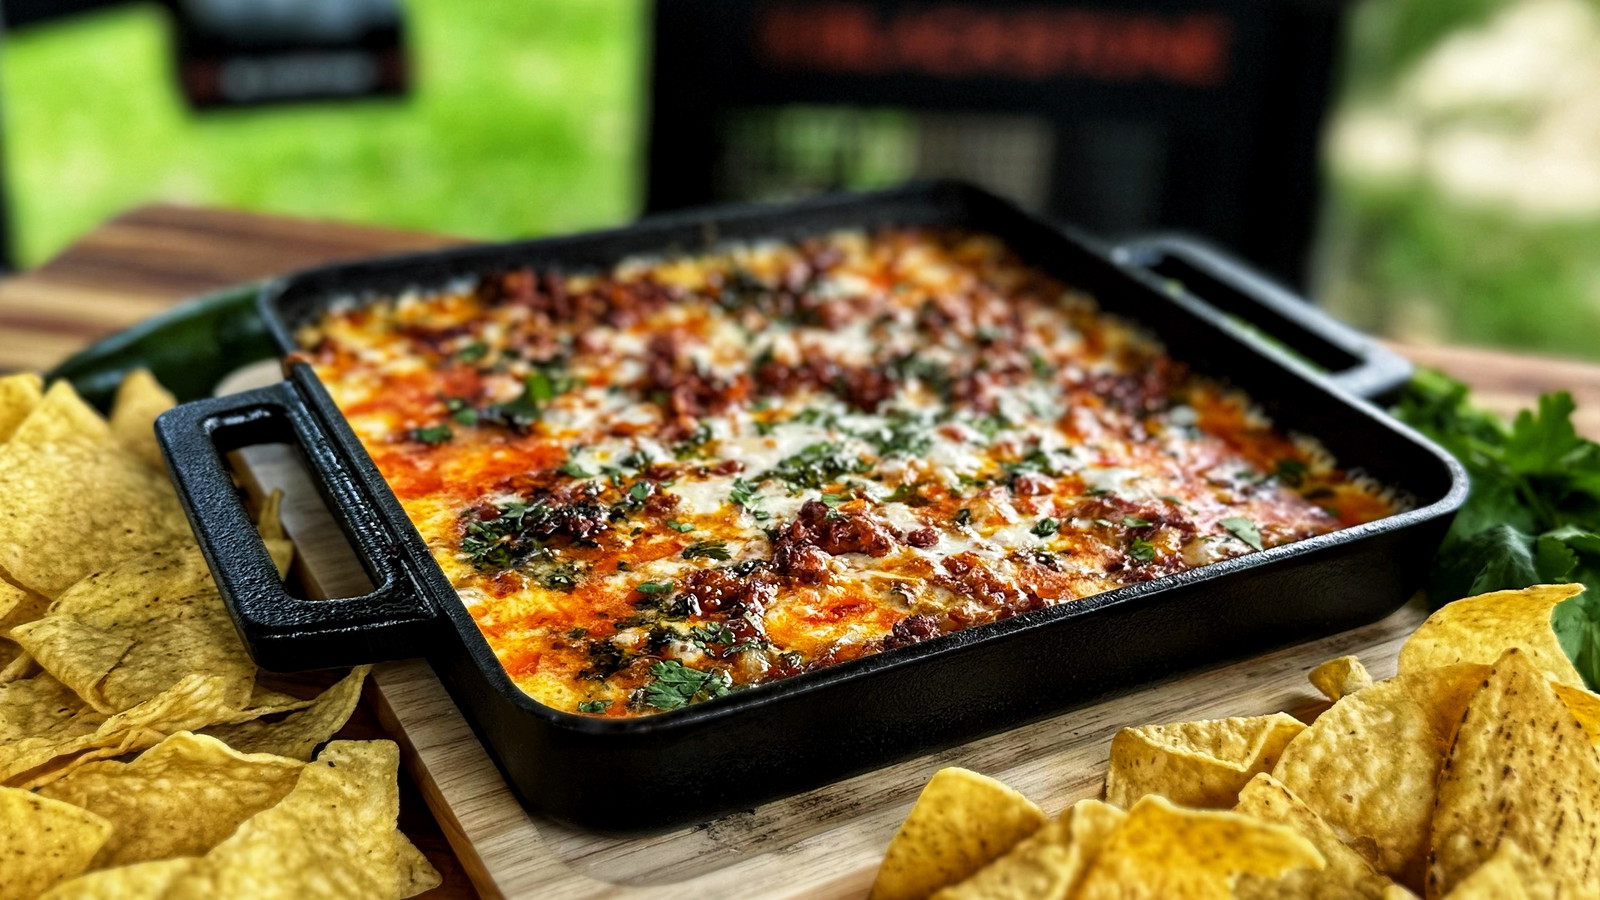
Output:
(298, 229), (1399, 716)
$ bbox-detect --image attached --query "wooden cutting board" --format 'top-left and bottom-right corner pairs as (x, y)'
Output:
(218, 360), (1428, 900)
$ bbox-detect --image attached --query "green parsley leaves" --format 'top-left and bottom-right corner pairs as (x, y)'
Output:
(682, 540), (732, 561)
(642, 660), (732, 710)
(410, 425), (452, 445)
(1129, 538), (1156, 562)
(1031, 518), (1060, 538)
(1392, 370), (1600, 689)
(1220, 517), (1263, 551)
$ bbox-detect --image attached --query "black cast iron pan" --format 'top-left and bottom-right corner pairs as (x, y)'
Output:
(155, 182), (1466, 833)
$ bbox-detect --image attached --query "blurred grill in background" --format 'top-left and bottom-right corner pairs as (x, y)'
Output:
(2, 0), (1598, 359)
(648, 0), (1347, 287)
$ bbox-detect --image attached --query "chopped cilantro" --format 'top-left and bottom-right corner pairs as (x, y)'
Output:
(628, 482), (651, 502)
(577, 700), (610, 714)
(763, 441), (871, 490)
(1220, 517), (1264, 551)
(689, 623), (738, 646)
(635, 580), (673, 595)
(479, 364), (575, 432)
(455, 341), (489, 363)
(1274, 459), (1309, 487)
(682, 540), (732, 561)
(559, 459), (593, 479)
(1029, 351), (1053, 380)
(666, 520), (695, 533)
(1122, 516), (1153, 528)
(1031, 518), (1059, 538)
(673, 422), (714, 459)
(411, 425), (452, 445)
(820, 493), (847, 508)
(1129, 538), (1156, 562)
(642, 660), (732, 710)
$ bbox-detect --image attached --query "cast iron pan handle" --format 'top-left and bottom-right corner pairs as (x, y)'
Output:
(155, 371), (436, 671)
(1111, 234), (1413, 403)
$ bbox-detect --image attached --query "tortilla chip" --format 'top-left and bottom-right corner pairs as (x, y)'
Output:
(393, 833), (444, 899)
(1427, 649), (1600, 899)
(109, 369), (176, 471)
(201, 666), (370, 761)
(869, 767), (1047, 900)
(1105, 713), (1305, 809)
(10, 616), (134, 708)
(933, 799), (1125, 900)
(38, 731), (303, 867)
(1399, 585), (1585, 688)
(1398, 663), (1492, 748)
(1233, 773), (1397, 900)
(11, 380), (112, 448)
(1551, 682), (1600, 748)
(6, 674), (243, 789)
(1271, 678), (1441, 885)
(0, 580), (49, 638)
(0, 784), (112, 900)
(1073, 794), (1324, 900)
(160, 740), (440, 900)
(1310, 656), (1374, 702)
(18, 546), (255, 714)
(0, 372), (43, 443)
(38, 857), (198, 900)
(0, 436), (191, 597)
(1437, 840), (1548, 900)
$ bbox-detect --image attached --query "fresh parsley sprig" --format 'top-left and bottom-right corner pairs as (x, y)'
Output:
(1393, 370), (1600, 688)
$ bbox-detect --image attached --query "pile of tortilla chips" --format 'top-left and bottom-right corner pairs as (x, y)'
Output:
(869, 583), (1600, 899)
(0, 372), (439, 900)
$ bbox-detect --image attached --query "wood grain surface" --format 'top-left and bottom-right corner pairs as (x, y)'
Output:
(7, 203), (1600, 900)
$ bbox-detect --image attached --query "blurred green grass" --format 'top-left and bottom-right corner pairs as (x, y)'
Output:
(1, 0), (645, 267)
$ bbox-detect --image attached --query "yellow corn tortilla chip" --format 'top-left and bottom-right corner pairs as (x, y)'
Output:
(0, 784), (112, 900)
(6, 673), (245, 788)
(1551, 682), (1600, 747)
(1074, 794), (1324, 900)
(1233, 773), (1397, 900)
(933, 799), (1125, 900)
(109, 369), (176, 471)
(17, 546), (256, 714)
(38, 731), (304, 868)
(393, 833), (443, 899)
(160, 740), (440, 900)
(1437, 840), (1548, 900)
(11, 380), (112, 448)
(1397, 663), (1492, 748)
(1106, 713), (1305, 809)
(10, 616), (134, 708)
(1310, 656), (1374, 702)
(1427, 649), (1600, 899)
(0, 579), (49, 638)
(0, 436), (191, 597)
(202, 665), (370, 760)
(1400, 585), (1585, 688)
(869, 767), (1047, 900)
(1271, 677), (1440, 885)
(0, 372), (43, 443)
(38, 857), (198, 900)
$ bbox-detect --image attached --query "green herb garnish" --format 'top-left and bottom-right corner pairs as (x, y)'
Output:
(763, 441), (871, 490)
(1122, 516), (1152, 528)
(1031, 518), (1059, 538)
(411, 425), (452, 445)
(577, 700), (610, 714)
(1220, 517), (1264, 551)
(642, 660), (732, 710)
(1129, 538), (1156, 562)
(455, 341), (489, 363)
(559, 459), (593, 479)
(682, 540), (732, 561)
(666, 520), (695, 533)
(635, 580), (673, 595)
